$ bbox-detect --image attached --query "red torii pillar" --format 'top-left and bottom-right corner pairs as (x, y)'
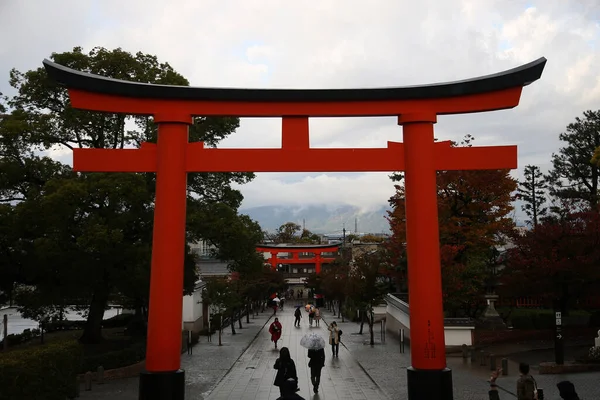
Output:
(315, 253), (323, 274)
(42, 57), (546, 400)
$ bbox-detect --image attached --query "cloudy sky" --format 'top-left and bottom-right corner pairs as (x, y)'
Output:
(1, 0), (599, 220)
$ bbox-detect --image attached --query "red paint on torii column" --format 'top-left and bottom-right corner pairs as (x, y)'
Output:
(43, 57), (546, 400)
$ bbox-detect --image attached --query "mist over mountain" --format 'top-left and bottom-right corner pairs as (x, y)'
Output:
(239, 204), (391, 234)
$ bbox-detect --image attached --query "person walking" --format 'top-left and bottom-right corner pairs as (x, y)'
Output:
(294, 307), (302, 327)
(276, 378), (305, 400)
(269, 318), (283, 349)
(273, 347), (298, 397)
(557, 381), (580, 400)
(307, 347), (325, 394)
(314, 307), (321, 327)
(328, 321), (340, 357)
(308, 307), (315, 327)
(516, 362), (537, 400)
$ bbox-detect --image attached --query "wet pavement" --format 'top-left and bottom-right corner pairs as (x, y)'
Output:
(76, 303), (600, 400)
(320, 307), (600, 400)
(78, 310), (274, 400)
(206, 309), (388, 400)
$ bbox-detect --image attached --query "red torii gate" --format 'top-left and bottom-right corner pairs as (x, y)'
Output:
(256, 243), (340, 274)
(43, 57), (545, 400)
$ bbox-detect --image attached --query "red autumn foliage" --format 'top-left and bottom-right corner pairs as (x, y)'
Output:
(501, 206), (600, 309)
(386, 136), (517, 316)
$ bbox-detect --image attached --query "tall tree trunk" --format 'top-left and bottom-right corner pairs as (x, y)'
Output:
(79, 285), (109, 344)
(238, 308), (243, 329)
(218, 315), (223, 345)
(369, 311), (375, 345)
(359, 309), (366, 334)
(231, 308), (236, 335)
(246, 302), (250, 323)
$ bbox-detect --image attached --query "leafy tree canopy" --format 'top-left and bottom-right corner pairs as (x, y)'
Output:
(2, 46), (255, 343)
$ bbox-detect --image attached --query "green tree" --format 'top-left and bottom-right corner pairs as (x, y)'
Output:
(346, 250), (388, 345)
(268, 222), (302, 243)
(518, 165), (548, 228)
(202, 277), (232, 346)
(545, 110), (600, 209)
(5, 46), (253, 343)
(299, 228), (321, 244)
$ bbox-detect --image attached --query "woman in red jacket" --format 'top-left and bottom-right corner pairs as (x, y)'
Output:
(269, 318), (283, 349)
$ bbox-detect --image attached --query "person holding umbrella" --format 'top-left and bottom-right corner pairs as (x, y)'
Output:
(269, 317), (283, 349)
(300, 332), (326, 394)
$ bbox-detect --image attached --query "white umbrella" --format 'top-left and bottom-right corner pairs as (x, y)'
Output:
(272, 297), (281, 302)
(300, 332), (326, 350)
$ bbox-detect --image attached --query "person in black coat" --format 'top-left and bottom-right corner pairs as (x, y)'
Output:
(274, 347), (298, 397)
(307, 347), (326, 394)
(276, 378), (306, 400)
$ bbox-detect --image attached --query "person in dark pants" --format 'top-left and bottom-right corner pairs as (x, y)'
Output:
(274, 347), (298, 397)
(276, 378), (305, 400)
(328, 321), (340, 357)
(294, 307), (302, 327)
(307, 347), (325, 394)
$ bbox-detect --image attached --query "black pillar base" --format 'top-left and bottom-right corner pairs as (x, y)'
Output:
(139, 369), (185, 400)
(407, 367), (453, 400)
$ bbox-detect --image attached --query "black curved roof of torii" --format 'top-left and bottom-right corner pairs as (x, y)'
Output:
(42, 57), (546, 102)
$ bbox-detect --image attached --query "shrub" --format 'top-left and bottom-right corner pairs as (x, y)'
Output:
(589, 346), (600, 362)
(589, 311), (600, 327)
(80, 342), (146, 373)
(102, 313), (134, 329)
(0, 340), (82, 400)
(0, 328), (43, 348)
(45, 320), (86, 332)
(532, 313), (555, 330)
(510, 315), (535, 329)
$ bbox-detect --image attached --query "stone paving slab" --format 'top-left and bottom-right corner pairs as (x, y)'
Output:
(77, 311), (274, 400)
(320, 308), (600, 400)
(206, 308), (389, 400)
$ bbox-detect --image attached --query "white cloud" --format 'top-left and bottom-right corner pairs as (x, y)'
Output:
(1, 0), (600, 222)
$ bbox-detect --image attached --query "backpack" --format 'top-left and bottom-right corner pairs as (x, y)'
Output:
(294, 309), (301, 317)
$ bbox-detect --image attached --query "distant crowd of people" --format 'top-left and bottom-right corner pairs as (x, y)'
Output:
(266, 297), (342, 400)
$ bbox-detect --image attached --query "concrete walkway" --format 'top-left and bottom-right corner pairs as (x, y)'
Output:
(78, 310), (274, 400)
(320, 307), (600, 400)
(206, 308), (389, 400)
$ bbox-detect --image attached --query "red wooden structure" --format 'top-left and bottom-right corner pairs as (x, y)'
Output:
(256, 243), (339, 274)
(43, 57), (545, 400)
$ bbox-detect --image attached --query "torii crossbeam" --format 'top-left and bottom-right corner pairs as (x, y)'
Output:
(44, 57), (546, 400)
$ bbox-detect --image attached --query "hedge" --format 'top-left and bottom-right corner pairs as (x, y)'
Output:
(101, 313), (135, 328)
(80, 341), (146, 373)
(0, 340), (82, 400)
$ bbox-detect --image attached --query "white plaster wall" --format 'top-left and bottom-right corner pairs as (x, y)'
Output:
(444, 327), (474, 347)
(386, 301), (473, 346)
(386, 303), (411, 336)
(182, 286), (204, 330)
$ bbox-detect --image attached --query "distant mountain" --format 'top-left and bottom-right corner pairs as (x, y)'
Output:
(239, 204), (391, 234)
